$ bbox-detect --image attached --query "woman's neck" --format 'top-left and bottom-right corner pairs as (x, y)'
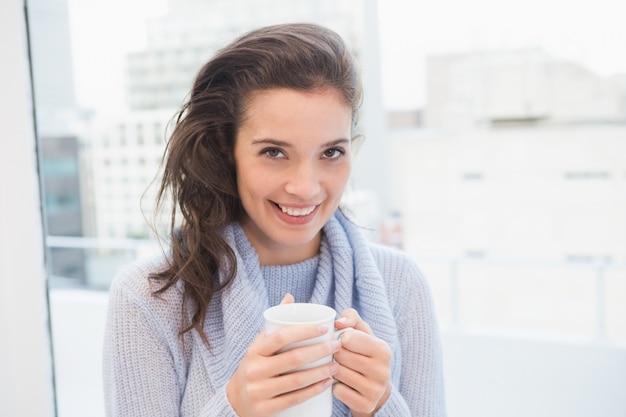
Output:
(239, 219), (322, 266)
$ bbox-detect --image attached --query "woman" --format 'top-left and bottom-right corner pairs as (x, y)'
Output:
(103, 23), (446, 417)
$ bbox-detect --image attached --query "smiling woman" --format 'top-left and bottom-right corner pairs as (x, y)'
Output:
(235, 88), (353, 265)
(102, 23), (446, 417)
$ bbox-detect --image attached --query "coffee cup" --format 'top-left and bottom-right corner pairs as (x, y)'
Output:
(263, 303), (349, 417)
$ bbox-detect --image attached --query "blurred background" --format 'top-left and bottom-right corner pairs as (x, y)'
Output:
(11, 0), (626, 415)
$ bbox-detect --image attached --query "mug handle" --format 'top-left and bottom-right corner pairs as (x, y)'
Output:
(333, 327), (354, 342)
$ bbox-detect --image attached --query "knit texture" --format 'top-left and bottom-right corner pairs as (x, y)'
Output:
(250, 220), (319, 305)
(262, 257), (318, 305)
(103, 211), (446, 416)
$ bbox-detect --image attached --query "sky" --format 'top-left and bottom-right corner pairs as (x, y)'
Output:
(377, 0), (626, 109)
(67, 0), (626, 111)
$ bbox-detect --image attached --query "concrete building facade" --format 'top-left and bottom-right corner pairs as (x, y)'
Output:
(387, 50), (626, 339)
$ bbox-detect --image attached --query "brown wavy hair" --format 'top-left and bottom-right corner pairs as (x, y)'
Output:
(150, 23), (363, 345)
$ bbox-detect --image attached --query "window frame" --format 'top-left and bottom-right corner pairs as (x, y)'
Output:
(0, 1), (56, 415)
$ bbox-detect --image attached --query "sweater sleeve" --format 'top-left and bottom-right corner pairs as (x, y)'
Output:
(103, 276), (182, 417)
(103, 272), (240, 417)
(372, 247), (447, 417)
(199, 385), (240, 417)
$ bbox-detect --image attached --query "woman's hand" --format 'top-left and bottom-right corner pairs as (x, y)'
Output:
(333, 309), (392, 417)
(226, 294), (341, 417)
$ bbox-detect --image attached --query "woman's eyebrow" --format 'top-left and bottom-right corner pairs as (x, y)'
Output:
(251, 138), (291, 147)
(251, 138), (350, 147)
(325, 138), (350, 147)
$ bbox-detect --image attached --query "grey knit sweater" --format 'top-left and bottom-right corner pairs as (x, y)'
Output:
(103, 213), (446, 416)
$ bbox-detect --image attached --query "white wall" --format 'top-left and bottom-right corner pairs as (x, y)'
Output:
(442, 329), (626, 417)
(0, 0), (55, 415)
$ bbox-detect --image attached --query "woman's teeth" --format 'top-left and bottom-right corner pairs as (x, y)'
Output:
(278, 205), (316, 217)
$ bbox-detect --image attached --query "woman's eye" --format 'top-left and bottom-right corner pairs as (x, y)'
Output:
(323, 148), (344, 159)
(262, 148), (284, 158)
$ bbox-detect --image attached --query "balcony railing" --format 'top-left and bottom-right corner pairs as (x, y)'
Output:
(45, 235), (625, 342)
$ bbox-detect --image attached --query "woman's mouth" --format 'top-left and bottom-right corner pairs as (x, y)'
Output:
(276, 204), (317, 217)
(270, 202), (321, 226)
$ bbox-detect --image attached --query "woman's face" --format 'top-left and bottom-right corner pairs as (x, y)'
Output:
(234, 88), (352, 265)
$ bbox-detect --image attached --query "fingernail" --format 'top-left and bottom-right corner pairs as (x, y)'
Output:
(323, 378), (334, 388)
(331, 340), (341, 351)
(336, 316), (348, 323)
(317, 325), (329, 334)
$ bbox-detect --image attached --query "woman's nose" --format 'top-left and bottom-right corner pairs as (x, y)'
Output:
(284, 161), (321, 198)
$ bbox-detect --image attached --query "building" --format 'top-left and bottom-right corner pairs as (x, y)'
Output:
(423, 48), (626, 129)
(386, 50), (626, 338)
(389, 125), (626, 263)
(125, 0), (363, 110)
(390, 49), (626, 262)
(86, 109), (174, 239)
(28, 0), (88, 283)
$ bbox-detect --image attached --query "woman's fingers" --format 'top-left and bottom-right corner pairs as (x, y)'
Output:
(336, 327), (391, 358)
(256, 323), (329, 356)
(246, 323), (341, 385)
(279, 293), (295, 305)
(332, 320), (392, 415)
(333, 330), (391, 381)
(334, 308), (372, 334)
(229, 303), (391, 417)
(257, 360), (338, 399)
(333, 378), (390, 416)
(264, 337), (341, 377)
(228, 326), (340, 417)
(260, 375), (335, 416)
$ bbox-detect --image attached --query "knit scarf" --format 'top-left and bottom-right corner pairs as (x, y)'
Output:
(194, 211), (399, 411)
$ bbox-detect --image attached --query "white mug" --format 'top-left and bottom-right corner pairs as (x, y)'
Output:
(263, 303), (348, 417)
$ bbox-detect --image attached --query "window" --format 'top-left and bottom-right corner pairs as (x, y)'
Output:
(463, 172), (484, 180)
(23, 0), (626, 416)
(565, 171), (611, 180)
